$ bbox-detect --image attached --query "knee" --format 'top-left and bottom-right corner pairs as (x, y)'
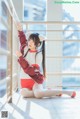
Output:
(34, 91), (43, 99)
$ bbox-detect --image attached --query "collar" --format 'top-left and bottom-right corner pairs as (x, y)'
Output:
(29, 50), (37, 53)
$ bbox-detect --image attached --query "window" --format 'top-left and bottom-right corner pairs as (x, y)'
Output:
(24, 0), (46, 36)
(24, 10), (28, 18)
(0, 2), (8, 98)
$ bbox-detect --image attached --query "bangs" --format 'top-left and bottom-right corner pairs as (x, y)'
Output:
(28, 34), (36, 41)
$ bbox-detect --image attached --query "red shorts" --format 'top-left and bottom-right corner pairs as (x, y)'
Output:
(21, 79), (35, 90)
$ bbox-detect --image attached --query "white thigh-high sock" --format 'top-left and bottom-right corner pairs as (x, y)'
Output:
(33, 83), (74, 98)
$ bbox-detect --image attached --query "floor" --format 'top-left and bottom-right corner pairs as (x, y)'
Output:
(0, 91), (80, 119)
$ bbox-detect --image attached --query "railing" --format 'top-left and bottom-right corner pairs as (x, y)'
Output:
(0, 0), (19, 103)
(21, 21), (80, 24)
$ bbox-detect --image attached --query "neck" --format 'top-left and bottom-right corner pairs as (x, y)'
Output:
(30, 48), (36, 51)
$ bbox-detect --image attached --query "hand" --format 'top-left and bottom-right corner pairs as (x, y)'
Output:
(16, 51), (22, 57)
(16, 22), (22, 31)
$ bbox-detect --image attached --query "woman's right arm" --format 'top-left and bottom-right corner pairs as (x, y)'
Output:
(18, 31), (27, 47)
(16, 23), (28, 54)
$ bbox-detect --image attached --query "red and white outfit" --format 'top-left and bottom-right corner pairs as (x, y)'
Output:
(18, 31), (44, 90)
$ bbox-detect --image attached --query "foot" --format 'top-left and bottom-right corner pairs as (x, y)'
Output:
(71, 91), (76, 98)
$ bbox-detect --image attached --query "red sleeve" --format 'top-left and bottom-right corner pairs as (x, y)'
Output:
(18, 56), (36, 76)
(18, 31), (27, 46)
(31, 64), (40, 71)
(18, 31), (28, 54)
(18, 56), (44, 84)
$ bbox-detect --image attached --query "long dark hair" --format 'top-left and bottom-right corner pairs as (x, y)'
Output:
(24, 33), (46, 77)
(41, 41), (46, 77)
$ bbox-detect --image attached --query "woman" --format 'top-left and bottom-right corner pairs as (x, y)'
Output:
(16, 23), (76, 98)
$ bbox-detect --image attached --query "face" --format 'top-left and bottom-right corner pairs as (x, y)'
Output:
(28, 39), (36, 50)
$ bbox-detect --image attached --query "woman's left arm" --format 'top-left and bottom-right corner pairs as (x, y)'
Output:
(16, 51), (44, 84)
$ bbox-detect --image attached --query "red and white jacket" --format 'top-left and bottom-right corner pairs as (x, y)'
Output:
(18, 31), (44, 84)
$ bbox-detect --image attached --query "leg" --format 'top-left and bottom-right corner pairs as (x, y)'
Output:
(33, 83), (76, 98)
(21, 88), (35, 98)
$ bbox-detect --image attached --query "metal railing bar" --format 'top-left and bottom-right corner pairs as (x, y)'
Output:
(0, 73), (17, 85)
(46, 39), (80, 42)
(21, 21), (80, 24)
(8, 0), (20, 21)
(0, 77), (10, 85)
(46, 85), (80, 88)
(0, 48), (10, 55)
(3, 0), (20, 23)
(0, 16), (9, 29)
(47, 72), (80, 75)
(57, 86), (80, 88)
(21, 30), (80, 32)
(46, 56), (80, 58)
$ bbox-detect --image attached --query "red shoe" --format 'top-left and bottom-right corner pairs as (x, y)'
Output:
(71, 91), (76, 98)
(56, 94), (62, 97)
(59, 94), (62, 96)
